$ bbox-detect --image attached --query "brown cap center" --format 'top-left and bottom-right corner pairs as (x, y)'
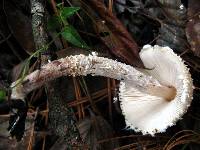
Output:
(147, 85), (177, 101)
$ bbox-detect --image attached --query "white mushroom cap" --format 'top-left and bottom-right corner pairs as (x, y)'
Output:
(119, 45), (193, 135)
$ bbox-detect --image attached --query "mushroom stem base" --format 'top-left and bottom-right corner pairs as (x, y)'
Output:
(147, 86), (177, 101)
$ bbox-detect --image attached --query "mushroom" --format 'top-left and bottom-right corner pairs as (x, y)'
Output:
(10, 45), (193, 135)
(119, 45), (193, 135)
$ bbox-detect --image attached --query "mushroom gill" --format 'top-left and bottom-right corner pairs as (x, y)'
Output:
(119, 45), (193, 135)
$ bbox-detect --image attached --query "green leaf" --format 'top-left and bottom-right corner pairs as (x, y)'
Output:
(60, 7), (80, 19)
(61, 25), (89, 49)
(0, 90), (6, 102)
(47, 16), (61, 31)
(56, 3), (64, 9)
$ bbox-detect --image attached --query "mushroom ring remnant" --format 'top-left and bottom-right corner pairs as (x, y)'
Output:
(11, 45), (193, 136)
(119, 45), (193, 135)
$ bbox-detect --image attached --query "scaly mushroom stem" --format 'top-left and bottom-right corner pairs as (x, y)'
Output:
(11, 54), (165, 100)
(147, 86), (177, 101)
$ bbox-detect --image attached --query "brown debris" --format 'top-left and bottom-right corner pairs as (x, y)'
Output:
(83, 0), (144, 68)
(4, 1), (35, 55)
(77, 115), (119, 150)
(186, 0), (200, 57)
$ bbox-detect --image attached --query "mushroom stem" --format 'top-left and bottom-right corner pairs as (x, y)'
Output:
(11, 54), (164, 100)
(147, 86), (177, 101)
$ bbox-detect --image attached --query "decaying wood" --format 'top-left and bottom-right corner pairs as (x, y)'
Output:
(31, 0), (48, 52)
(30, 0), (82, 147)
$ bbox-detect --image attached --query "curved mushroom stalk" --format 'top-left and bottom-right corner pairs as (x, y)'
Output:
(11, 45), (193, 135)
(11, 53), (162, 100)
